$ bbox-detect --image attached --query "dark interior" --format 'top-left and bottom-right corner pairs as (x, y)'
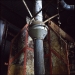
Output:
(0, 0), (75, 74)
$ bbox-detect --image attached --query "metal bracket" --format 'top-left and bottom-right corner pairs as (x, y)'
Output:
(29, 21), (48, 39)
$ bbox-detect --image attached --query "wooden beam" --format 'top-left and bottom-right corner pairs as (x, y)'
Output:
(49, 21), (74, 42)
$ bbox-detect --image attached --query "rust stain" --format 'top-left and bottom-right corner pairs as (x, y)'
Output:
(26, 50), (34, 75)
(8, 23), (69, 75)
(51, 53), (68, 74)
(8, 65), (24, 75)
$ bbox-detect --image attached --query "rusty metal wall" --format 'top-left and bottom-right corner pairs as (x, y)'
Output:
(8, 53), (24, 75)
(51, 52), (68, 74)
(8, 24), (69, 75)
(43, 28), (69, 75)
(50, 28), (67, 60)
(7, 24), (34, 75)
(44, 40), (50, 75)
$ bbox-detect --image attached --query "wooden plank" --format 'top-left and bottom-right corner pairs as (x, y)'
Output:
(49, 21), (74, 42)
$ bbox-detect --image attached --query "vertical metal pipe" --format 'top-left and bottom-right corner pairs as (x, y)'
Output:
(0, 20), (5, 45)
(29, 0), (48, 75)
(29, 23), (47, 75)
(0, 20), (4, 74)
(35, 0), (43, 21)
(34, 0), (45, 75)
(34, 39), (45, 75)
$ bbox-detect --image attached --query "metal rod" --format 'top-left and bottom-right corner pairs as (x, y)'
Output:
(29, 0), (48, 74)
(35, 0), (43, 21)
(31, 0), (52, 20)
(29, 0), (53, 23)
(43, 14), (58, 23)
(33, 0), (45, 74)
(34, 39), (45, 75)
(22, 0), (33, 18)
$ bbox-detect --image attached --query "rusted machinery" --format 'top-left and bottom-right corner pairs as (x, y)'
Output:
(7, 20), (73, 75)
(7, 0), (75, 75)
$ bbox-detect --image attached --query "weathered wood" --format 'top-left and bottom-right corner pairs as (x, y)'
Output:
(49, 21), (74, 42)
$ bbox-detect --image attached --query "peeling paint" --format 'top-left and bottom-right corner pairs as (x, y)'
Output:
(26, 50), (34, 75)
(52, 53), (68, 74)
(8, 24), (69, 75)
